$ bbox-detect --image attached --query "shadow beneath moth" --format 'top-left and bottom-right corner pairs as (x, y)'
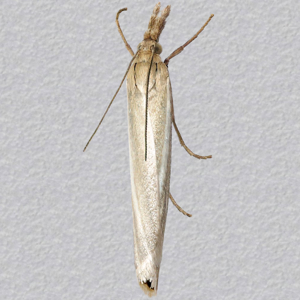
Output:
(84, 2), (214, 297)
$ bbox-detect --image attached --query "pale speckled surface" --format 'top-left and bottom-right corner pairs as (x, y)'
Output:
(1, 1), (299, 299)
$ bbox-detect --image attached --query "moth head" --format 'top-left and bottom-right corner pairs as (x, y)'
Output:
(137, 40), (162, 54)
(143, 3), (171, 43)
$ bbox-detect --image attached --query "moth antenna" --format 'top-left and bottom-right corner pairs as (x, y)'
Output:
(83, 51), (139, 152)
(144, 47), (155, 161)
(116, 8), (134, 57)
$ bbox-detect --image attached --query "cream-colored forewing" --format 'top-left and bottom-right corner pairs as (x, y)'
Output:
(127, 56), (172, 296)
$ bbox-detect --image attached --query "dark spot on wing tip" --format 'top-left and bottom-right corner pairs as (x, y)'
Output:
(139, 280), (156, 297)
(146, 280), (154, 290)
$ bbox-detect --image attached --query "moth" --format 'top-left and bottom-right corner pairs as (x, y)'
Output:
(84, 3), (213, 297)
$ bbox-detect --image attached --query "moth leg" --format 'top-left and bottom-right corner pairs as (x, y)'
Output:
(164, 14), (214, 66)
(172, 116), (212, 160)
(116, 8), (134, 57)
(169, 193), (192, 217)
(170, 87), (211, 159)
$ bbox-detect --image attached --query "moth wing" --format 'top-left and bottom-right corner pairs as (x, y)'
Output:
(127, 61), (172, 296)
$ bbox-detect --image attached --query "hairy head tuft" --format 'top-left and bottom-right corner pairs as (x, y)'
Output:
(144, 3), (171, 42)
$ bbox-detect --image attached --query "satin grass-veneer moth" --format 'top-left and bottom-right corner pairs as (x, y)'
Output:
(84, 3), (213, 297)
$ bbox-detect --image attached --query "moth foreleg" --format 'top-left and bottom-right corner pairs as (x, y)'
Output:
(169, 193), (192, 217)
(116, 8), (134, 57)
(164, 14), (214, 66)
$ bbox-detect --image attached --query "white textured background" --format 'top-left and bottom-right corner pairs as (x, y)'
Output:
(1, 0), (299, 299)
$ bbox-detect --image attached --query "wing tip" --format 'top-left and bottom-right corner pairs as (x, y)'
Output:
(139, 279), (158, 297)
